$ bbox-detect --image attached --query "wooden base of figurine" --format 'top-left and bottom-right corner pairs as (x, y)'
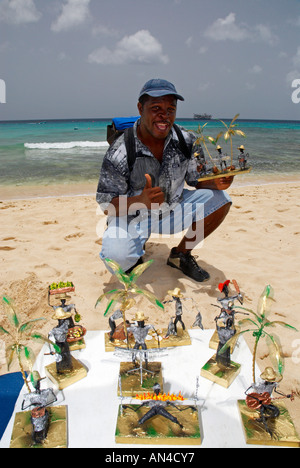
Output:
(198, 166), (252, 182)
(200, 354), (241, 388)
(237, 400), (300, 447)
(118, 361), (163, 397)
(209, 327), (240, 353)
(69, 338), (86, 351)
(45, 356), (87, 390)
(9, 406), (68, 449)
(115, 404), (201, 445)
(105, 328), (191, 352)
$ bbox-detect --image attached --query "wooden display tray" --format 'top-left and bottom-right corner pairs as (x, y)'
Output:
(198, 167), (252, 182)
(45, 356), (87, 390)
(201, 354), (241, 388)
(10, 406), (68, 449)
(238, 400), (300, 447)
(118, 361), (163, 397)
(115, 404), (201, 445)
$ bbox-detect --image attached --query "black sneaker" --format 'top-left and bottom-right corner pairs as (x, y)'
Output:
(167, 248), (210, 282)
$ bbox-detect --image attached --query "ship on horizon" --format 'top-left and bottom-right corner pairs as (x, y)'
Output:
(193, 113), (212, 120)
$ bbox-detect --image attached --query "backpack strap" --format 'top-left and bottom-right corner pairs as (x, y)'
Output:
(124, 127), (136, 173)
(124, 124), (192, 174)
(173, 124), (191, 160)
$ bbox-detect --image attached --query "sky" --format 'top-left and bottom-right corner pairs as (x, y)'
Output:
(0, 0), (300, 121)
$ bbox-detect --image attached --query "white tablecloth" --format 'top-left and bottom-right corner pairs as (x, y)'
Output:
(0, 329), (263, 448)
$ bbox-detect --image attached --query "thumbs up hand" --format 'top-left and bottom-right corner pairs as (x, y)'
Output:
(140, 173), (165, 209)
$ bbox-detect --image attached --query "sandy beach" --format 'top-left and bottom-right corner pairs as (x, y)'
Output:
(1, 178), (300, 436)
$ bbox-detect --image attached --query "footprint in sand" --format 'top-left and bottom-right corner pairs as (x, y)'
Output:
(64, 233), (84, 241)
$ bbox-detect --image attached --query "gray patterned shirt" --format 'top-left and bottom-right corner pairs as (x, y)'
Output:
(96, 120), (204, 210)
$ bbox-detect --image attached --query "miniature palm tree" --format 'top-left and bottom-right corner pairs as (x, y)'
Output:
(219, 285), (298, 383)
(219, 114), (246, 167)
(95, 258), (164, 345)
(0, 296), (60, 393)
(194, 123), (222, 172)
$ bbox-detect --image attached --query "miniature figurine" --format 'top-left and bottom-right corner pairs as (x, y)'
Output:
(96, 258), (164, 348)
(136, 383), (184, 428)
(164, 316), (177, 338)
(50, 293), (77, 328)
(237, 145), (249, 170)
(21, 371), (58, 446)
(21, 371), (57, 411)
(163, 288), (186, 335)
(243, 367), (296, 439)
(30, 406), (50, 445)
(127, 311), (158, 366)
(214, 306), (237, 369)
(48, 307), (73, 374)
(215, 145), (228, 171)
(218, 279), (243, 307)
(109, 308), (125, 342)
(192, 311), (204, 330)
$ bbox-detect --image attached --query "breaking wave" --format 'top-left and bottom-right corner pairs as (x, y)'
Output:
(24, 141), (109, 150)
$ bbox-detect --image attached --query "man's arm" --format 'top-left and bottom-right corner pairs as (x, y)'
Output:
(196, 176), (234, 191)
(105, 174), (165, 217)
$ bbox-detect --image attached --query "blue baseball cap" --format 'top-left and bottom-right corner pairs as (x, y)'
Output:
(138, 78), (184, 101)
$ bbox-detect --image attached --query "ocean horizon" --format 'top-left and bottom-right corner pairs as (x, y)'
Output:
(1, 117), (300, 198)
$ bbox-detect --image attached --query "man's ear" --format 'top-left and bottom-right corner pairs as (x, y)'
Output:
(137, 101), (143, 116)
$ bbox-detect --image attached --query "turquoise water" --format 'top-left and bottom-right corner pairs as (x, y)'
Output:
(0, 118), (300, 189)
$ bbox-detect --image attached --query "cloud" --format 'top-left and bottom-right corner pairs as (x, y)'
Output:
(255, 24), (279, 46)
(204, 13), (250, 42)
(249, 64), (262, 74)
(51, 0), (90, 32)
(88, 30), (169, 65)
(286, 47), (300, 86)
(292, 46), (300, 67)
(204, 12), (279, 45)
(0, 0), (41, 24)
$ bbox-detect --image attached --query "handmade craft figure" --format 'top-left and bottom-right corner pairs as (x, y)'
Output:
(163, 288), (186, 335)
(243, 367), (296, 440)
(218, 279), (243, 307)
(164, 316), (177, 338)
(48, 307), (73, 374)
(21, 371), (57, 411)
(108, 308), (124, 342)
(201, 282), (243, 387)
(48, 285), (86, 350)
(136, 383), (184, 428)
(127, 311), (157, 366)
(237, 145), (249, 170)
(50, 294), (77, 328)
(215, 145), (228, 171)
(192, 311), (204, 330)
(214, 307), (237, 369)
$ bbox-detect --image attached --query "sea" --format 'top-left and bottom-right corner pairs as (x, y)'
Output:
(0, 118), (299, 199)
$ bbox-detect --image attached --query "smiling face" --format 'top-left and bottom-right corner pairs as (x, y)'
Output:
(137, 95), (177, 142)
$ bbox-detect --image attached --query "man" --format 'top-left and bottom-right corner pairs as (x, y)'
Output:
(96, 78), (233, 282)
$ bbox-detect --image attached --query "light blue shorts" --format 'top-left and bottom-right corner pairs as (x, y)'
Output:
(100, 188), (231, 271)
